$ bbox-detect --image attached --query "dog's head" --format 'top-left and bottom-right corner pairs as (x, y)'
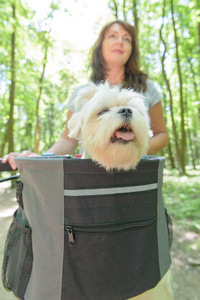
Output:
(68, 82), (152, 171)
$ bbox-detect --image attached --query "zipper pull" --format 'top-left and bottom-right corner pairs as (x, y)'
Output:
(65, 226), (75, 247)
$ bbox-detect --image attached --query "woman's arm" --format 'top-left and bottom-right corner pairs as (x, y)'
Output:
(147, 101), (169, 155)
(47, 110), (78, 155)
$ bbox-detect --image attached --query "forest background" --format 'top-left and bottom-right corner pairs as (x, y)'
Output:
(0, 0), (199, 175)
(0, 1), (200, 299)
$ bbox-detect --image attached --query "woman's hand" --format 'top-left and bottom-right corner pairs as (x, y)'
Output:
(2, 151), (39, 170)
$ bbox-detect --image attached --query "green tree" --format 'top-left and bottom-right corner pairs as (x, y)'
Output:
(107, 0), (200, 173)
(0, 0), (76, 156)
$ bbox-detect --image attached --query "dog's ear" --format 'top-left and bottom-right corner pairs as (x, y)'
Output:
(67, 83), (99, 139)
(68, 112), (82, 139)
(73, 83), (98, 111)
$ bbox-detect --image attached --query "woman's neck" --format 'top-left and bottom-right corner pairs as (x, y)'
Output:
(104, 66), (125, 85)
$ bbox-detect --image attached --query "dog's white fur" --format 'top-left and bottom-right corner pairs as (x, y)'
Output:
(68, 82), (152, 171)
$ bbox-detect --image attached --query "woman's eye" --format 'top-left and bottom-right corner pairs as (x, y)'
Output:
(109, 34), (116, 39)
(97, 108), (109, 116)
(124, 38), (131, 43)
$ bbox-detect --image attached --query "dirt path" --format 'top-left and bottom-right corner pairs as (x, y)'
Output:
(170, 226), (200, 300)
(0, 182), (200, 300)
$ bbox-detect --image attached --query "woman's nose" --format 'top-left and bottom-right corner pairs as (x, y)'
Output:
(116, 37), (123, 44)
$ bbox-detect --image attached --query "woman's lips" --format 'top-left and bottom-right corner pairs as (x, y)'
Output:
(112, 49), (123, 54)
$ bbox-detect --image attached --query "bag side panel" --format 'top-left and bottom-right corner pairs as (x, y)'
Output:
(15, 158), (64, 300)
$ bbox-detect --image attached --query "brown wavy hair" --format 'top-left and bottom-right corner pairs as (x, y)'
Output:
(90, 20), (148, 92)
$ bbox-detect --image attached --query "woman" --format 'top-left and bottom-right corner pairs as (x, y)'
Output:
(2, 20), (172, 299)
(2, 20), (169, 169)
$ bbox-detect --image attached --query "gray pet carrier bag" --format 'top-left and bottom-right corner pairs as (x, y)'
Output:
(2, 156), (172, 300)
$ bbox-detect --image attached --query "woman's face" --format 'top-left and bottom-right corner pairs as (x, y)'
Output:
(101, 23), (132, 68)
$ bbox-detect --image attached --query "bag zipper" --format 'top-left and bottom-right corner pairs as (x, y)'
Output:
(65, 215), (157, 247)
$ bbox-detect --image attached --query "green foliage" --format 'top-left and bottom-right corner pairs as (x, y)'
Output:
(0, 0), (199, 170)
(108, 0), (200, 172)
(0, 0), (76, 156)
(163, 167), (200, 233)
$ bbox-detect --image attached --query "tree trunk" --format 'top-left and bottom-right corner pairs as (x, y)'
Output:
(34, 47), (48, 153)
(184, 83), (196, 169)
(49, 103), (54, 145)
(7, 2), (16, 153)
(198, 12), (200, 56)
(0, 130), (7, 157)
(132, 0), (138, 33)
(109, 0), (118, 19)
(187, 57), (200, 123)
(170, 0), (186, 174)
(160, 0), (183, 174)
(122, 0), (127, 21)
(162, 94), (176, 168)
(187, 127), (196, 169)
(167, 141), (176, 169)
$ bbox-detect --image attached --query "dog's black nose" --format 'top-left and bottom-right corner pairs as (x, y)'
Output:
(118, 108), (132, 117)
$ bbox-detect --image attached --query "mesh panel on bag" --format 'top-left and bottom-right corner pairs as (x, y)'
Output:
(2, 212), (33, 300)
(165, 210), (173, 250)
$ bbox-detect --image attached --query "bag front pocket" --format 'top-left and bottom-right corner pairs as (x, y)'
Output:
(64, 214), (157, 247)
(2, 209), (33, 300)
(62, 215), (160, 300)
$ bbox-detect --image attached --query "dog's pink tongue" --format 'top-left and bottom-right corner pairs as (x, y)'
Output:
(115, 131), (135, 141)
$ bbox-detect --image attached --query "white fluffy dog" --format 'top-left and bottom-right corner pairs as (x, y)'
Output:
(68, 82), (152, 171)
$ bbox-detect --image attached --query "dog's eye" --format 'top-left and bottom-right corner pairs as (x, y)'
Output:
(97, 108), (109, 116)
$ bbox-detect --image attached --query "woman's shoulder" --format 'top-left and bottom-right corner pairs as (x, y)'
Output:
(145, 78), (159, 91)
(67, 83), (90, 112)
(69, 83), (90, 100)
(142, 78), (163, 109)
